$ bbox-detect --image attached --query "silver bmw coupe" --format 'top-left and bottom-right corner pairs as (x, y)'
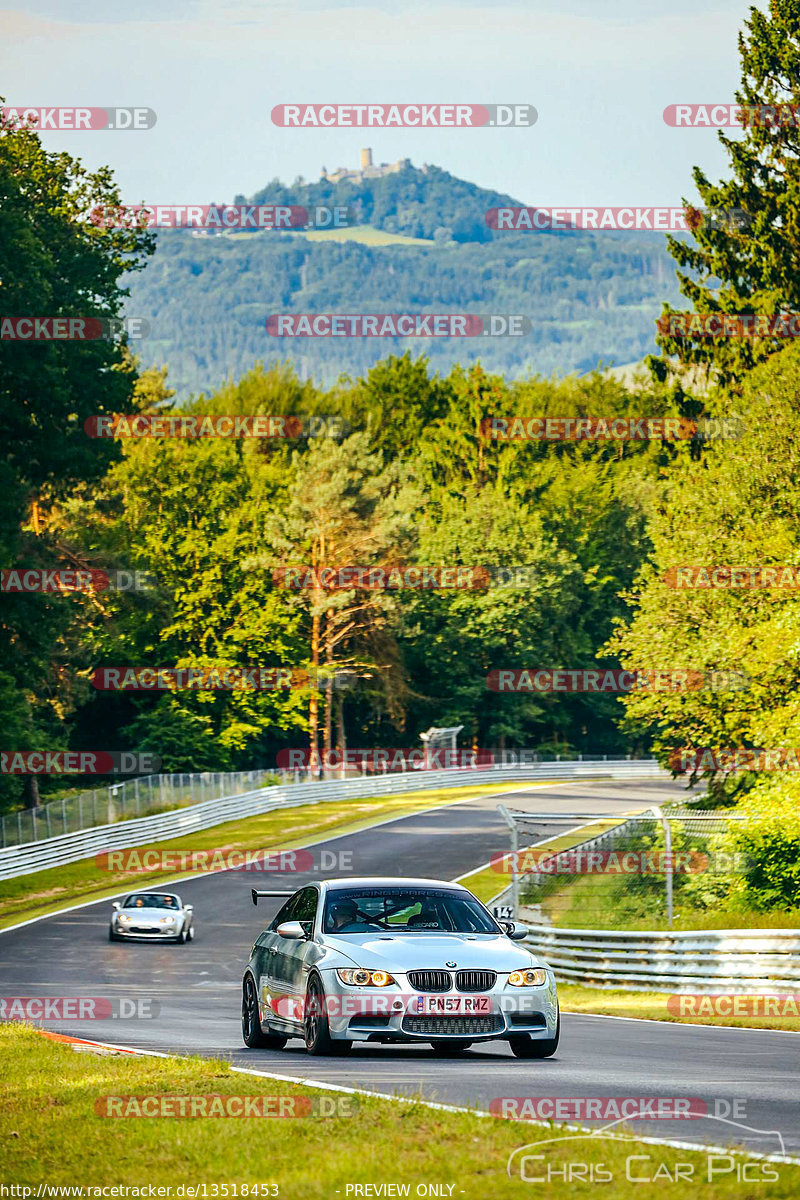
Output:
(241, 877), (559, 1057)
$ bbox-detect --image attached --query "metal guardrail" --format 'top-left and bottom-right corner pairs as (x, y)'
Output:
(522, 925), (800, 994)
(489, 809), (800, 993)
(0, 758), (664, 881)
(0, 769), (280, 849)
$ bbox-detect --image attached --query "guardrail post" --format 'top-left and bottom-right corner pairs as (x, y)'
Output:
(61, 796), (67, 834)
(497, 804), (519, 917)
(653, 806), (674, 928)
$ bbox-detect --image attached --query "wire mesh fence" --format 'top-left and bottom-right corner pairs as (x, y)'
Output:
(1, 750), (649, 849)
(0, 770), (283, 849)
(495, 805), (753, 929)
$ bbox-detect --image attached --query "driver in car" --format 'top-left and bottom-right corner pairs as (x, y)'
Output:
(329, 899), (360, 931)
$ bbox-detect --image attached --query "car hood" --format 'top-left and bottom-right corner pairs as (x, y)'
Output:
(321, 932), (544, 972)
(118, 910), (178, 922)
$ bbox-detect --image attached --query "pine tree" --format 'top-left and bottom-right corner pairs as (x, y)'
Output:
(656, 0), (800, 388)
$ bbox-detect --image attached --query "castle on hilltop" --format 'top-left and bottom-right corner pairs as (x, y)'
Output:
(320, 148), (414, 184)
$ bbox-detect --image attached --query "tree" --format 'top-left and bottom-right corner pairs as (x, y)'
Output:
(655, 1), (800, 388)
(608, 341), (800, 801)
(0, 105), (153, 808)
(260, 432), (421, 769)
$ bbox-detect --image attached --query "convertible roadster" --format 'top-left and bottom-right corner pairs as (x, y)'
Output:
(109, 891), (195, 943)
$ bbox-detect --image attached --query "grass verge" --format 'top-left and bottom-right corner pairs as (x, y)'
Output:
(0, 780), (535, 931)
(457, 819), (625, 903)
(558, 983), (800, 1033)
(1, 1024), (796, 1196)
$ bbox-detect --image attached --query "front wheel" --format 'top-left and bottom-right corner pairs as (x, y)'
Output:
(304, 977), (350, 1056)
(242, 976), (288, 1049)
(509, 1013), (560, 1059)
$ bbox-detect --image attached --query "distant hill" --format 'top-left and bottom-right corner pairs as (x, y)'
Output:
(125, 162), (683, 399)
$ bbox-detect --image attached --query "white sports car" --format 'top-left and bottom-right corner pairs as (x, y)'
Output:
(242, 876), (559, 1057)
(109, 891), (195, 943)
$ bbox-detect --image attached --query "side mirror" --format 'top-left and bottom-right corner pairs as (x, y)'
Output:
(276, 920), (307, 940)
(184, 905), (193, 913)
(500, 919), (529, 941)
(111, 902), (121, 911)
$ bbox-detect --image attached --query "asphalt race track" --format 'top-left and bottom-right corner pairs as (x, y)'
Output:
(1, 778), (797, 1158)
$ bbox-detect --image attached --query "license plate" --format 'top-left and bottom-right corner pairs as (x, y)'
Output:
(410, 995), (492, 1015)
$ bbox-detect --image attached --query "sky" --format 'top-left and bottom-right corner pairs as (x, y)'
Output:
(1, 0), (757, 207)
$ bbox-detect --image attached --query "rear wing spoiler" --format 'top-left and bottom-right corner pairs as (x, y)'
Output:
(251, 888), (294, 906)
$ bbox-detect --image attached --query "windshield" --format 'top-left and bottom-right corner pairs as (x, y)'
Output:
(322, 887), (500, 935)
(123, 894), (179, 909)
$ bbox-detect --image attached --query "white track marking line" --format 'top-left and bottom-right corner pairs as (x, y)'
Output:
(0, 781), (570, 935)
(30, 1029), (800, 1166)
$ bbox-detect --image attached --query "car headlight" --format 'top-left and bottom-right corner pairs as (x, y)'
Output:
(160, 916), (176, 925)
(508, 968), (548, 987)
(118, 914), (131, 923)
(336, 969), (396, 986)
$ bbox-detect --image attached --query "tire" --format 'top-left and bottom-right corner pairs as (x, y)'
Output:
(108, 926), (119, 942)
(304, 976), (351, 1056)
(509, 1013), (560, 1059)
(186, 924), (195, 941)
(242, 976), (288, 1050)
(430, 1040), (472, 1055)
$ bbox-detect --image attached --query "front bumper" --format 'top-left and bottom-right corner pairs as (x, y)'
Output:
(319, 970), (559, 1042)
(112, 921), (182, 940)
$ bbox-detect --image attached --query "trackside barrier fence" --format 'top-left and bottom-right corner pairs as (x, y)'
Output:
(489, 810), (800, 993)
(0, 758), (663, 881)
(520, 924), (800, 994)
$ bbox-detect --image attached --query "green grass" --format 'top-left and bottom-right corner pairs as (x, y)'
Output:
(458, 820), (627, 903)
(0, 780), (535, 931)
(288, 223), (435, 246)
(2, 1025), (796, 1195)
(520, 868), (800, 932)
(559, 983), (800, 1033)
